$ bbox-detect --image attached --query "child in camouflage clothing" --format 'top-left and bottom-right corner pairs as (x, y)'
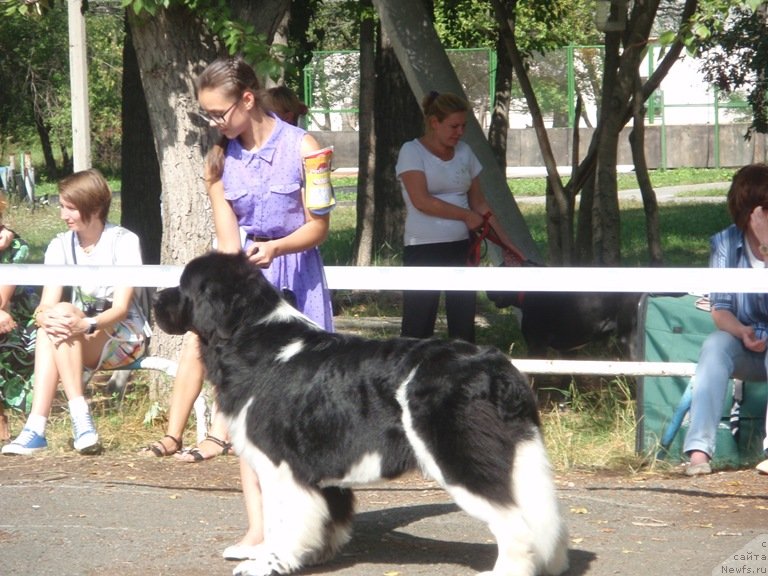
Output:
(0, 194), (38, 441)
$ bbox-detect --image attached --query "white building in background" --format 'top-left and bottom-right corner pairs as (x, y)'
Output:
(305, 46), (749, 133)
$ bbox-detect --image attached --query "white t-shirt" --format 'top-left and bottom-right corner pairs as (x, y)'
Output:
(45, 224), (148, 336)
(396, 139), (483, 246)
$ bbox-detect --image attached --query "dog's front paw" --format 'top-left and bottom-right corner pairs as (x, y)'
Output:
(232, 559), (271, 576)
(232, 553), (291, 576)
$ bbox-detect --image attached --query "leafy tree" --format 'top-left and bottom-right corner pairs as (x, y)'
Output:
(85, 7), (124, 173)
(490, 0), (760, 266)
(0, 4), (70, 178)
(0, 2), (123, 178)
(695, 2), (768, 135)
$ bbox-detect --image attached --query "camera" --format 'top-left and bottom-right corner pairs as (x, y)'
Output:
(83, 300), (112, 317)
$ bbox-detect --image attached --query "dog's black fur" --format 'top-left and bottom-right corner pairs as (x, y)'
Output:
(154, 252), (568, 576)
(487, 289), (642, 357)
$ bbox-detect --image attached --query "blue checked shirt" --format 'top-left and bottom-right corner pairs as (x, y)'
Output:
(709, 224), (768, 341)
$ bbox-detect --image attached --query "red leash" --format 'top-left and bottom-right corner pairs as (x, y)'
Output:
(468, 212), (533, 267)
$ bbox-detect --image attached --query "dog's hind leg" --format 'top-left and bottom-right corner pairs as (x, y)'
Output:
(510, 430), (569, 576)
(439, 484), (537, 576)
(406, 424), (567, 576)
(439, 453), (568, 576)
(452, 431), (569, 576)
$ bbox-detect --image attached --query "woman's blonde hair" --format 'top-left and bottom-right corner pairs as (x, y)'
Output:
(421, 91), (469, 131)
(196, 55), (264, 184)
(58, 168), (112, 224)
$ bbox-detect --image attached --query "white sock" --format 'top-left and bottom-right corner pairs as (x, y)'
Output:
(24, 413), (48, 436)
(68, 396), (91, 421)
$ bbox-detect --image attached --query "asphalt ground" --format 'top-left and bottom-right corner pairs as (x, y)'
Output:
(0, 451), (766, 576)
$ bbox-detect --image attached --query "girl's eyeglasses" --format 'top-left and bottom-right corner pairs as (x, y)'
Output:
(198, 99), (239, 125)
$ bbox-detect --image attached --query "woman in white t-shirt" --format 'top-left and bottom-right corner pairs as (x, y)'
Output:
(396, 91), (515, 342)
(2, 169), (150, 456)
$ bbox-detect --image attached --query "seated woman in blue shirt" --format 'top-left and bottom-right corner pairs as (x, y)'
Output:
(684, 163), (768, 476)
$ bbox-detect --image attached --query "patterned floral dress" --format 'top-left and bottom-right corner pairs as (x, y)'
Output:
(0, 232), (39, 413)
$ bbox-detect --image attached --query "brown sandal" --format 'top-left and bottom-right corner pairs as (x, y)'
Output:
(0, 414), (9, 443)
(175, 435), (232, 463)
(143, 434), (182, 457)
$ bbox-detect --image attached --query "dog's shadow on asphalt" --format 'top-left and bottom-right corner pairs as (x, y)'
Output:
(307, 502), (596, 575)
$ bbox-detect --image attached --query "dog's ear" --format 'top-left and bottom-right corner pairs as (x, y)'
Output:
(152, 287), (190, 335)
(190, 276), (243, 340)
(181, 251), (283, 339)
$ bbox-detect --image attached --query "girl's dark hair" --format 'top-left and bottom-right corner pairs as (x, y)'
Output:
(196, 55), (263, 184)
(727, 163), (768, 231)
(58, 168), (111, 225)
(421, 91), (469, 129)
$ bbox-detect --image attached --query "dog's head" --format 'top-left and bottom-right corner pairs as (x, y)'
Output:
(153, 251), (281, 341)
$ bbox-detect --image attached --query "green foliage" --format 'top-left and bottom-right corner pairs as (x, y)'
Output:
(433, 0), (495, 49)
(121, 0), (279, 77)
(0, 2), (123, 175)
(0, 4), (70, 160)
(541, 376), (638, 470)
(435, 0), (599, 53)
(693, 2), (768, 134)
(305, 0), (361, 51)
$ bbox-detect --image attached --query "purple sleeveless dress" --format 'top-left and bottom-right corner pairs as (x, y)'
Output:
(221, 118), (334, 331)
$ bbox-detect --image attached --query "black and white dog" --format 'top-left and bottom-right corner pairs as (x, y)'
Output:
(154, 252), (569, 576)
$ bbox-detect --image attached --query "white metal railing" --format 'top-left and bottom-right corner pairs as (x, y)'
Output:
(3, 263), (737, 377)
(4, 263), (768, 293)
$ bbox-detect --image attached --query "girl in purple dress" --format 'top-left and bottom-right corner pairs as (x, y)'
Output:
(144, 56), (334, 560)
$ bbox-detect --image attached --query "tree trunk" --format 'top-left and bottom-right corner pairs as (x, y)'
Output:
(575, 168), (596, 263)
(629, 74), (663, 265)
(121, 18), (162, 265)
(593, 0), (661, 266)
(372, 27), (421, 258)
(353, 0), (376, 266)
(492, 0), (697, 267)
(488, 29), (512, 172)
(32, 112), (58, 180)
(128, 0), (288, 398)
(490, 0), (569, 263)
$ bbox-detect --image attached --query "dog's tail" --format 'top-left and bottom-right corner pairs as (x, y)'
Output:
(513, 428), (569, 575)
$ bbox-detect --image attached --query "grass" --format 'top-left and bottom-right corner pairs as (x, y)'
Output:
(2, 169), (731, 472)
(508, 166), (735, 196)
(541, 377), (643, 471)
(3, 376), (175, 456)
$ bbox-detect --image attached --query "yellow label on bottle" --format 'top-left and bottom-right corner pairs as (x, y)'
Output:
(303, 146), (336, 213)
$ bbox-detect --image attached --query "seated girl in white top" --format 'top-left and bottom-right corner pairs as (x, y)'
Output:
(2, 169), (150, 456)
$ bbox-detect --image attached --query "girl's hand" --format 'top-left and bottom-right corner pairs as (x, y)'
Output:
(40, 308), (81, 345)
(0, 309), (16, 334)
(0, 227), (13, 251)
(246, 241), (277, 269)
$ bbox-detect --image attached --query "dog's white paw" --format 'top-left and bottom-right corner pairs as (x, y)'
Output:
(232, 558), (270, 576)
(232, 553), (290, 576)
